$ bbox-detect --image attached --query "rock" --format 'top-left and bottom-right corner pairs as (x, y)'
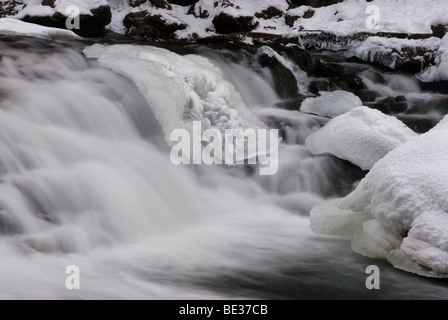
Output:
(303, 9), (315, 19)
(212, 13), (258, 35)
(273, 96), (307, 111)
(402, 118), (436, 133)
(124, 11), (187, 39)
(308, 79), (333, 95)
(378, 96), (408, 114)
(22, 5), (111, 38)
(368, 102), (391, 114)
(187, 3), (209, 18)
(255, 6), (283, 20)
(42, 0), (55, 7)
(431, 24), (448, 39)
(258, 53), (299, 98)
(168, 0), (199, 6)
(351, 89), (380, 103)
(289, 0), (343, 8)
(285, 14), (300, 27)
(0, 0), (23, 18)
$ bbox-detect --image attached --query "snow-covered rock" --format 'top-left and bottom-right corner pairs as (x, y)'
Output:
(300, 90), (362, 118)
(310, 114), (448, 277)
(346, 36), (440, 72)
(305, 107), (417, 170)
(0, 17), (79, 39)
(418, 33), (448, 82)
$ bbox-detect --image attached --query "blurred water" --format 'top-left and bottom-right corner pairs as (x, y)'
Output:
(0, 36), (447, 299)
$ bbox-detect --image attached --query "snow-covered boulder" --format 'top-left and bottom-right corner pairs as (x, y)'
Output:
(305, 107), (417, 170)
(311, 114), (448, 277)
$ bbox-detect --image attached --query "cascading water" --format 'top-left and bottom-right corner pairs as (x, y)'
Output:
(1, 35), (448, 299)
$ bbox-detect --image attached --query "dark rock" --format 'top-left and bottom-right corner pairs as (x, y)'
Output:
(379, 96), (408, 113)
(258, 53), (299, 98)
(255, 6), (283, 19)
(42, 0), (55, 7)
(124, 11), (187, 39)
(285, 14), (300, 27)
(339, 73), (366, 90)
(313, 60), (344, 77)
(289, 0), (343, 8)
(303, 9), (315, 19)
(168, 0), (199, 6)
(274, 97), (307, 111)
(351, 89), (379, 103)
(308, 79), (333, 95)
(22, 5), (111, 38)
(213, 13), (258, 35)
(402, 118), (436, 133)
(369, 102), (391, 114)
(431, 24), (448, 39)
(0, 0), (23, 18)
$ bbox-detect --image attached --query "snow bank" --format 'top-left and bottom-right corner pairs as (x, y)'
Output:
(0, 18), (79, 39)
(300, 91), (362, 118)
(418, 34), (448, 82)
(83, 44), (264, 141)
(5, 0), (448, 39)
(311, 114), (448, 277)
(306, 107), (417, 170)
(346, 36), (440, 70)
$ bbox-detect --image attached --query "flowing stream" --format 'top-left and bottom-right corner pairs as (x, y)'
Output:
(0, 35), (447, 299)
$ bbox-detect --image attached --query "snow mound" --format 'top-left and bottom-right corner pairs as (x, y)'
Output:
(0, 18), (79, 39)
(300, 91), (362, 118)
(83, 44), (264, 141)
(418, 34), (448, 82)
(306, 107), (417, 171)
(311, 115), (448, 277)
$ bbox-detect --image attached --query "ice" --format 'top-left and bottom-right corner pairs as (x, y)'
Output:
(0, 18), (79, 39)
(419, 34), (448, 82)
(83, 44), (264, 142)
(346, 36), (440, 70)
(311, 115), (448, 277)
(305, 107), (417, 170)
(300, 90), (362, 118)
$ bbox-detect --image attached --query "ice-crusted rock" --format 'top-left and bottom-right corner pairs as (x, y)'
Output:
(300, 90), (362, 118)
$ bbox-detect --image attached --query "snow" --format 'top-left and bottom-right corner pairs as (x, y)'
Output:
(305, 107), (417, 170)
(418, 34), (448, 82)
(346, 36), (440, 70)
(311, 114), (448, 277)
(300, 90), (362, 118)
(0, 18), (79, 39)
(83, 44), (264, 143)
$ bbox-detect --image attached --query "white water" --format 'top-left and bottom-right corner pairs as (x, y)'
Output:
(1, 37), (448, 299)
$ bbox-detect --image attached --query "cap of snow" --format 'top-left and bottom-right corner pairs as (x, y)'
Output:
(305, 106), (417, 170)
(300, 91), (362, 118)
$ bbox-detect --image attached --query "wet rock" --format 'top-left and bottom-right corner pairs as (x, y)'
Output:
(213, 13), (258, 35)
(274, 96), (307, 111)
(308, 79), (334, 95)
(124, 11), (187, 39)
(351, 89), (379, 103)
(255, 6), (283, 20)
(42, 0), (55, 7)
(187, 3), (209, 18)
(303, 9), (315, 19)
(258, 53), (299, 98)
(22, 5), (111, 38)
(377, 96), (408, 114)
(403, 118), (436, 133)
